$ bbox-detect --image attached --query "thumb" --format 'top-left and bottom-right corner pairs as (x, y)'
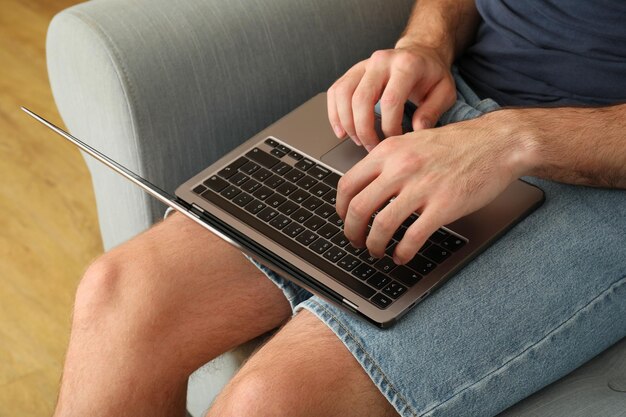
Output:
(412, 81), (456, 130)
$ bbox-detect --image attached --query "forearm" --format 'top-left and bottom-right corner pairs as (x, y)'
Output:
(493, 104), (626, 188)
(395, 0), (480, 65)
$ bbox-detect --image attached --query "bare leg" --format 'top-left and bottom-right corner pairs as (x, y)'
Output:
(207, 309), (399, 417)
(54, 212), (292, 417)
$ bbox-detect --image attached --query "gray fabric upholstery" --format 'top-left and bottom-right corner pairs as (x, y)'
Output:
(47, 0), (413, 250)
(47, 0), (626, 415)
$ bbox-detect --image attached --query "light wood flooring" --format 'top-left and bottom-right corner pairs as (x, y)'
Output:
(0, 1), (103, 415)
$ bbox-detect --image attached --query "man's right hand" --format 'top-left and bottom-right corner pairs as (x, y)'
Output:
(326, 43), (456, 152)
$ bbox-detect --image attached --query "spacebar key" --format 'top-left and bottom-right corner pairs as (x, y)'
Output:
(332, 270), (376, 299)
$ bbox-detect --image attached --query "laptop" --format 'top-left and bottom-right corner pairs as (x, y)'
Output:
(22, 94), (544, 328)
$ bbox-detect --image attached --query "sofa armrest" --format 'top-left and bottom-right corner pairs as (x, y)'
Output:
(47, 0), (413, 250)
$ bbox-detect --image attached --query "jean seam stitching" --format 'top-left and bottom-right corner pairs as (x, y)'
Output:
(420, 274), (626, 416)
(306, 298), (418, 417)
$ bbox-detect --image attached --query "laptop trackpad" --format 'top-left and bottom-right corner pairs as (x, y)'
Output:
(320, 139), (368, 174)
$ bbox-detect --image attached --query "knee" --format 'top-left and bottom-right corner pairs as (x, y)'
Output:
(207, 371), (301, 417)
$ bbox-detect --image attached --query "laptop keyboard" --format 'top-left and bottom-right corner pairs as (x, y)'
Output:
(192, 138), (467, 310)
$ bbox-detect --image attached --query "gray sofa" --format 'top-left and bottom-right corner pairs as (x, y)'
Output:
(47, 1), (626, 415)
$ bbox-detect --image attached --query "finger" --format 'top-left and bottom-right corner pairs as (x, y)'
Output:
(379, 67), (419, 138)
(393, 206), (444, 264)
(335, 154), (382, 219)
(343, 175), (399, 248)
(335, 63), (367, 145)
(326, 85), (345, 139)
(412, 80), (456, 130)
(365, 190), (422, 259)
(352, 65), (387, 151)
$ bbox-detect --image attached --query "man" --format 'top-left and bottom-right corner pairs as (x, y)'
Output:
(54, 0), (626, 416)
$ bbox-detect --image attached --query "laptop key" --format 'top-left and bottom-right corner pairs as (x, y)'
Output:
(246, 148), (279, 169)
(352, 263), (376, 280)
(276, 144), (291, 154)
(390, 266), (421, 287)
(220, 185), (240, 200)
(264, 138), (278, 147)
(374, 256), (398, 273)
(217, 166), (238, 179)
(270, 148), (286, 158)
(304, 215), (325, 231)
(277, 200), (299, 215)
(229, 172), (249, 186)
(295, 230), (317, 246)
(232, 192), (254, 207)
(241, 179), (261, 193)
(271, 161), (292, 175)
(240, 161), (260, 175)
(318, 223), (339, 239)
(269, 214), (291, 230)
(441, 235), (466, 251)
(276, 182), (298, 196)
(371, 293), (393, 309)
(345, 244), (364, 256)
(282, 222), (305, 238)
(288, 151), (303, 160)
(367, 272), (390, 289)
(337, 255), (360, 272)
(283, 168), (305, 183)
(308, 165), (330, 180)
(290, 207), (313, 223)
(423, 245), (451, 263)
(266, 194), (286, 208)
(295, 158), (315, 171)
(314, 203), (334, 218)
(310, 238), (332, 254)
(331, 233), (350, 247)
(328, 212), (344, 227)
(407, 254), (436, 275)
(429, 229), (449, 244)
(302, 196), (323, 211)
(310, 182), (331, 198)
(253, 186), (273, 200)
(297, 175), (318, 190)
(257, 207), (279, 222)
(359, 252), (378, 264)
(193, 184), (207, 194)
(323, 246), (346, 263)
(203, 175), (229, 192)
(289, 189), (310, 204)
(323, 172), (341, 188)
(251, 167), (272, 181)
(322, 189), (336, 204)
(244, 199), (266, 214)
(264, 174), (285, 189)
(383, 281), (407, 299)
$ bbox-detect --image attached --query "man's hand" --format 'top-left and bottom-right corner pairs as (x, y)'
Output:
(326, 44), (456, 152)
(335, 111), (534, 265)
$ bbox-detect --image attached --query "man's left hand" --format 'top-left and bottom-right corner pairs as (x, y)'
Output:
(335, 111), (534, 264)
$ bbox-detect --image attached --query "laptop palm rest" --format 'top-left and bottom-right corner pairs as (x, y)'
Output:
(320, 138), (368, 173)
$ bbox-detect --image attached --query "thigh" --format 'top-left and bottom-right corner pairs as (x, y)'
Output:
(292, 180), (626, 417)
(75, 211), (293, 372)
(206, 309), (399, 417)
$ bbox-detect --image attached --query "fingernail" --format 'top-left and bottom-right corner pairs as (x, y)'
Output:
(393, 255), (403, 265)
(351, 136), (362, 146)
(365, 144), (374, 152)
(420, 118), (433, 129)
(333, 125), (344, 138)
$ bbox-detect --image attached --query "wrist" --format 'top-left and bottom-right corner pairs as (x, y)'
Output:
(395, 35), (455, 67)
(482, 109), (542, 180)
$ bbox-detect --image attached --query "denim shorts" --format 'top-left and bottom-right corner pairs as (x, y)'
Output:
(247, 68), (626, 416)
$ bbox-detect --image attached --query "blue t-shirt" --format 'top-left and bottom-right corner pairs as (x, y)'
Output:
(458, 0), (626, 106)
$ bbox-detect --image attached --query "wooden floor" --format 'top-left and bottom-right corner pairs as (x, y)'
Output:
(0, 1), (103, 415)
